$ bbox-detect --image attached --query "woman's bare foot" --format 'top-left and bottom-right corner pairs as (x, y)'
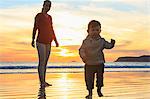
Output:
(44, 82), (52, 87)
(41, 82), (52, 87)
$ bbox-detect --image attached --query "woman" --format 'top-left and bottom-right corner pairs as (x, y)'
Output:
(31, 0), (59, 87)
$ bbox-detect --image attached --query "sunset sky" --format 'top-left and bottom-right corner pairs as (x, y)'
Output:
(0, 0), (149, 62)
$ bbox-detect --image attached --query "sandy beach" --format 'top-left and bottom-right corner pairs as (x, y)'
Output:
(0, 72), (150, 99)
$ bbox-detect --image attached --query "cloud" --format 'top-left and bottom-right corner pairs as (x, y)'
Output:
(116, 40), (132, 48)
(51, 45), (80, 57)
(14, 41), (29, 45)
(0, 1), (149, 62)
(110, 50), (149, 53)
(0, 0), (42, 8)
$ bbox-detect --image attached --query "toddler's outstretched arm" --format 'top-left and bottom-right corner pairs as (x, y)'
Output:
(104, 39), (115, 49)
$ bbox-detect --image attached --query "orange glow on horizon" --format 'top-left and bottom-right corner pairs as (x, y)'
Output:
(0, 1), (149, 62)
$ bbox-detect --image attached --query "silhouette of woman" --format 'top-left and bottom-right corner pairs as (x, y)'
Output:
(31, 0), (59, 87)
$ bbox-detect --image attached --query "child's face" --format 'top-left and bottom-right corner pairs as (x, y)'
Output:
(88, 25), (101, 37)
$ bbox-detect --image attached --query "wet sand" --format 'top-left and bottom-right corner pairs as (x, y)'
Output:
(0, 72), (150, 99)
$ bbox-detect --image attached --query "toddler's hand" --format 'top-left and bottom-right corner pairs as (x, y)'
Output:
(111, 39), (115, 44)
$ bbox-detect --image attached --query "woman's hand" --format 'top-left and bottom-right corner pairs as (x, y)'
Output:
(31, 40), (35, 48)
(55, 41), (59, 47)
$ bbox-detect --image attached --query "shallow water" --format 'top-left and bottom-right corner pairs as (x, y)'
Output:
(0, 62), (150, 74)
(0, 72), (150, 99)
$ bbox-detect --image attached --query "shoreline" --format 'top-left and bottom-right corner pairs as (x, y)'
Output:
(0, 72), (150, 99)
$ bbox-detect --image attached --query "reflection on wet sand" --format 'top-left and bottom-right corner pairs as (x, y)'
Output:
(0, 73), (150, 99)
(38, 86), (46, 99)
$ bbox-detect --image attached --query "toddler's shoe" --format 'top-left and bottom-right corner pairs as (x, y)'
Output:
(85, 95), (92, 99)
(97, 89), (103, 97)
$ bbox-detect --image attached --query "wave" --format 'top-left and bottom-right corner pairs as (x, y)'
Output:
(0, 65), (150, 69)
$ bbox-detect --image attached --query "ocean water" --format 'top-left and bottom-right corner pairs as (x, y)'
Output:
(0, 62), (150, 74)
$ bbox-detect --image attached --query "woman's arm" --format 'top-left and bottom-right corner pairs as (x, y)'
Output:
(53, 33), (59, 47)
(50, 16), (59, 47)
(31, 14), (39, 48)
